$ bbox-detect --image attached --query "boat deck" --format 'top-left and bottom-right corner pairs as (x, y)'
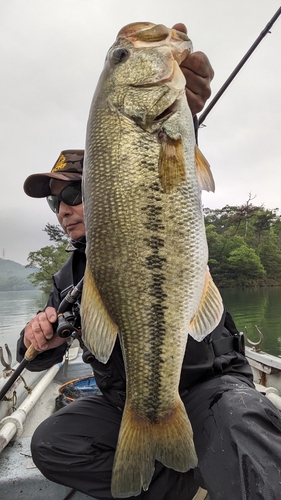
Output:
(1, 346), (280, 499)
(0, 350), (95, 499)
(0, 436), (93, 499)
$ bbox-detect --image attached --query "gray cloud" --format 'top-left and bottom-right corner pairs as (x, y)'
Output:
(1, 0), (281, 264)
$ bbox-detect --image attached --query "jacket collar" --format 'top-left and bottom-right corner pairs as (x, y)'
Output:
(66, 235), (86, 253)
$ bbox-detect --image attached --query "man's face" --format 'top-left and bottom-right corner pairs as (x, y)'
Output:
(49, 179), (85, 240)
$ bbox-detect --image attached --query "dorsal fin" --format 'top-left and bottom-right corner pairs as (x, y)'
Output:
(195, 144), (215, 192)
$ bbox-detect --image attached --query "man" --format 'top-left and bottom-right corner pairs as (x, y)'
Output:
(17, 28), (281, 500)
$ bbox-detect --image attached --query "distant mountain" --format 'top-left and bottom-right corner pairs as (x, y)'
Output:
(0, 258), (39, 291)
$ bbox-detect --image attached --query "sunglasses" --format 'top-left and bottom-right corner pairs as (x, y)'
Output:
(46, 182), (82, 213)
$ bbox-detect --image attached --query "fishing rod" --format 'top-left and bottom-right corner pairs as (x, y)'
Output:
(198, 6), (281, 126)
(0, 277), (84, 402)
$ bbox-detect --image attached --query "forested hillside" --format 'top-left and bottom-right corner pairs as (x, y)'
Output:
(0, 258), (38, 291)
(205, 200), (281, 287)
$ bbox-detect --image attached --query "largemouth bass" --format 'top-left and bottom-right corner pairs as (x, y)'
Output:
(81, 22), (223, 498)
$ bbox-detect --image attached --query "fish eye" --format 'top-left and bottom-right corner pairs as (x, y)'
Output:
(111, 48), (129, 64)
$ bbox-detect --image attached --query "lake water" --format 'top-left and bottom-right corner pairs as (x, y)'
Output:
(0, 290), (48, 365)
(0, 287), (280, 369)
(221, 287), (281, 357)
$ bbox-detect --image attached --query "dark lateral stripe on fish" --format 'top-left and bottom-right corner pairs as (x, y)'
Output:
(142, 204), (164, 232)
(143, 197), (168, 422)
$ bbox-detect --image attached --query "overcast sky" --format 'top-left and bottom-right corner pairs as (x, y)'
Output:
(1, 0), (281, 265)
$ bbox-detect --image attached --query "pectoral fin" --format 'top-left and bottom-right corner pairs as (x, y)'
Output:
(195, 145), (215, 192)
(80, 264), (118, 363)
(189, 268), (223, 341)
(158, 133), (186, 193)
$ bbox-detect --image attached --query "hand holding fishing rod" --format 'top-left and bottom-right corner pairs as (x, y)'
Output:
(0, 277), (84, 402)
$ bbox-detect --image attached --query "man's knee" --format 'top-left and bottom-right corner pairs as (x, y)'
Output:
(30, 421), (52, 476)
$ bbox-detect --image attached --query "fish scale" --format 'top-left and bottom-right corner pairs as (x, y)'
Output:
(81, 22), (223, 497)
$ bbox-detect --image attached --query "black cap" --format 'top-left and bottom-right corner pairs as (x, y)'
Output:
(24, 149), (84, 198)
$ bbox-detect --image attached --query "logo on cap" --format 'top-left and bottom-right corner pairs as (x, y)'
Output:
(52, 153), (67, 172)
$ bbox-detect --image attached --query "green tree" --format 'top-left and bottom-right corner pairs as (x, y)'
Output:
(205, 224), (228, 285)
(226, 245), (265, 287)
(205, 201), (281, 287)
(253, 209), (279, 244)
(257, 238), (281, 284)
(43, 222), (68, 243)
(26, 224), (69, 293)
(205, 224), (225, 264)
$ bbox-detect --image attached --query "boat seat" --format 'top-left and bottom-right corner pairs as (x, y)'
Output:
(192, 487), (210, 499)
(254, 383), (281, 410)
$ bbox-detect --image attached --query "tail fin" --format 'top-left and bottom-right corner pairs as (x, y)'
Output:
(111, 398), (197, 498)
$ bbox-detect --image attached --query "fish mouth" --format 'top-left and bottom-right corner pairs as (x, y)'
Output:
(117, 22), (191, 51)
